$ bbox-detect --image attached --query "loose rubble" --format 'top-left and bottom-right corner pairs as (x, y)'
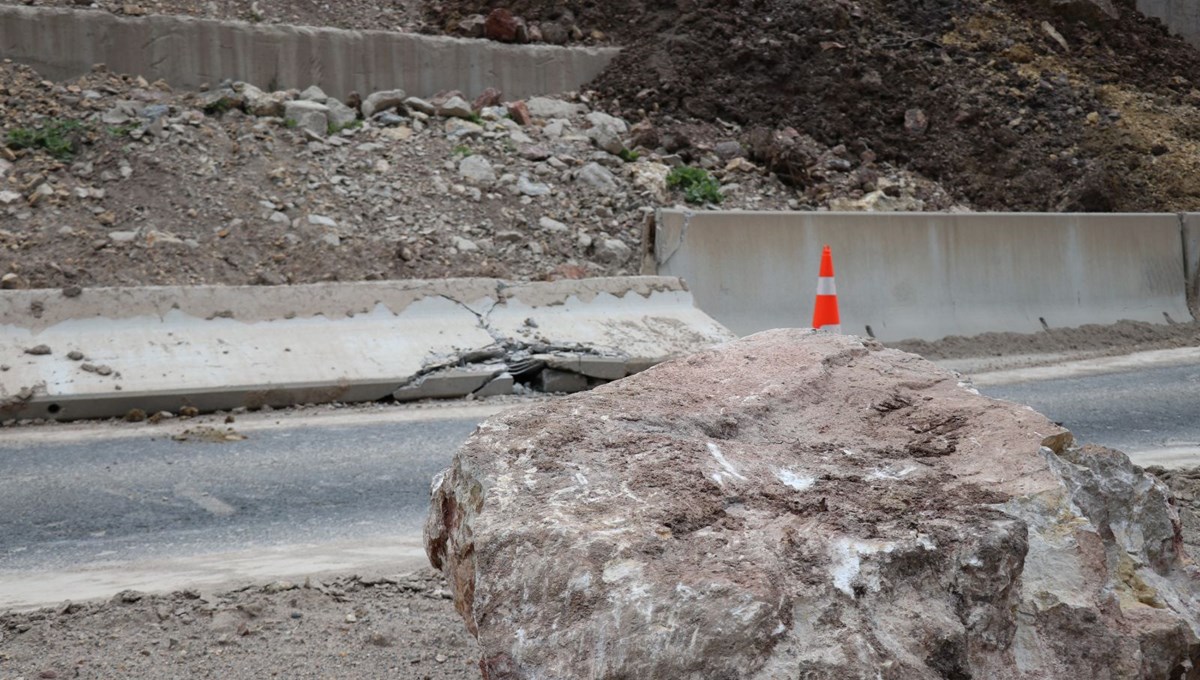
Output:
(0, 571), (481, 679)
(427, 329), (1200, 678)
(0, 61), (953, 290)
(427, 0), (1200, 212)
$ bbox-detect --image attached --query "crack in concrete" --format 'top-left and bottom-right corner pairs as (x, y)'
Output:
(396, 288), (626, 397)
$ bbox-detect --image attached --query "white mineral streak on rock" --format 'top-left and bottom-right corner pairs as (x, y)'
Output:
(776, 469), (815, 491)
(706, 442), (746, 481)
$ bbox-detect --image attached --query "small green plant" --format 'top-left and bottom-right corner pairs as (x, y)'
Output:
(106, 124), (139, 138)
(284, 118), (299, 129)
(467, 113), (484, 125)
(327, 119), (363, 135)
(452, 145), (473, 157)
(6, 118), (86, 159)
(667, 165), (723, 204)
(618, 148), (640, 163)
(202, 97), (234, 115)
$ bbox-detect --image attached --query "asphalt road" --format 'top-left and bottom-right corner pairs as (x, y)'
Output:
(1, 357), (1197, 609)
(0, 404), (509, 608)
(978, 359), (1200, 465)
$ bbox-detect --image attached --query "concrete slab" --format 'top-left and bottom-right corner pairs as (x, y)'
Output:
(535, 369), (589, 394)
(474, 373), (514, 398)
(543, 355), (627, 380)
(1, 277), (734, 420)
(393, 367), (502, 402)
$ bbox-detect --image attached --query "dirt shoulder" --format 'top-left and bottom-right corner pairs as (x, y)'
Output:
(0, 571), (480, 680)
(889, 319), (1200, 370)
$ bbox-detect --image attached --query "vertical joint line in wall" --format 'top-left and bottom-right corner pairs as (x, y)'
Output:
(656, 209), (692, 269)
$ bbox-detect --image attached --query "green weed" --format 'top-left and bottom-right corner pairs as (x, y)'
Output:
(5, 119), (87, 159)
(327, 119), (363, 135)
(666, 166), (723, 204)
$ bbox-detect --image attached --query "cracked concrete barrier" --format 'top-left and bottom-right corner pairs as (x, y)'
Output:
(0, 277), (733, 421)
(0, 6), (618, 101)
(647, 209), (1193, 341)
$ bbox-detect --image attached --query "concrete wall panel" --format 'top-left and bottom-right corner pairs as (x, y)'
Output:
(0, 6), (618, 100)
(651, 210), (1192, 341)
(1184, 213), (1200, 317)
(1136, 0), (1200, 49)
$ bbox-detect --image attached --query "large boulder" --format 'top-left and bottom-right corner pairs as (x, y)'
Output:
(426, 330), (1200, 679)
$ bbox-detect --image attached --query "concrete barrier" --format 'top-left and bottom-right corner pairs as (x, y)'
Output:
(0, 6), (618, 100)
(647, 210), (1192, 341)
(1185, 213), (1200, 317)
(0, 277), (734, 421)
(1136, 0), (1200, 49)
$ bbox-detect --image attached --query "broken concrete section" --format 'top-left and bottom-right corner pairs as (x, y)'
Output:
(0, 277), (733, 421)
(391, 277), (734, 403)
(426, 329), (1200, 679)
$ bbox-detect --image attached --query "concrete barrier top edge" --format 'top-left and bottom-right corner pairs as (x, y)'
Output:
(0, 276), (688, 329)
(0, 5), (622, 56)
(658, 209), (1184, 219)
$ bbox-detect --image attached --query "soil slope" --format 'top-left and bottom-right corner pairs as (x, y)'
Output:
(434, 0), (1200, 212)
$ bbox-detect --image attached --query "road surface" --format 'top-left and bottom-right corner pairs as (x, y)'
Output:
(1, 353), (1197, 609)
(0, 403), (509, 609)
(974, 350), (1200, 467)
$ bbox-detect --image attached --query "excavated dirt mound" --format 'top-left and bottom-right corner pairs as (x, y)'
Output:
(434, 0), (1200, 211)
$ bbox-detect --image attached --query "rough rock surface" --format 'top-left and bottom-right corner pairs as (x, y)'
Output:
(426, 329), (1200, 679)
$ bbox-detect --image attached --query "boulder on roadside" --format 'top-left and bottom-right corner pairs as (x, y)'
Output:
(325, 99), (358, 129)
(472, 88), (503, 112)
(525, 97), (586, 120)
(361, 89), (407, 119)
(437, 96), (475, 119)
(237, 83), (286, 117)
(484, 8), (525, 43)
(426, 330), (1200, 680)
(457, 13), (487, 37)
(283, 100), (329, 137)
(506, 101), (532, 126)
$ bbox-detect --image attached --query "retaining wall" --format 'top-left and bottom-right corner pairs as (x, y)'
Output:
(0, 6), (618, 100)
(648, 210), (1193, 341)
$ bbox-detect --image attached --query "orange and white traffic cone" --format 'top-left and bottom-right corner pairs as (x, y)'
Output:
(812, 245), (841, 333)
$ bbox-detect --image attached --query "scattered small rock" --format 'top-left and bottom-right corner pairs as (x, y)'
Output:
(484, 8), (524, 43)
(436, 96), (475, 120)
(458, 155), (496, 184)
(25, 344), (52, 356)
(575, 162), (619, 194)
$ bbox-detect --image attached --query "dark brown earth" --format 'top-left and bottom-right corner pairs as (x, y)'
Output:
(433, 0), (1200, 212)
